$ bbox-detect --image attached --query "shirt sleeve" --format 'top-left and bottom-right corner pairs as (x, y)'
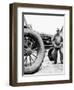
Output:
(61, 36), (63, 42)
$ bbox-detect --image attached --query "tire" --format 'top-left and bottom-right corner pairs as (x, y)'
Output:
(48, 47), (57, 61)
(23, 29), (45, 74)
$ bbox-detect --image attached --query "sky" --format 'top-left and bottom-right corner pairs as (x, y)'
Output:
(24, 15), (64, 35)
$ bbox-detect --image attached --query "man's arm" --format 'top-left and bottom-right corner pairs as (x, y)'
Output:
(52, 35), (58, 48)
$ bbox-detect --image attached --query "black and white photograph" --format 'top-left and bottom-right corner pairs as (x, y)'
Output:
(10, 3), (72, 86)
(22, 13), (64, 75)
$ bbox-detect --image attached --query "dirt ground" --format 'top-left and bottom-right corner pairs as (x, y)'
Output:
(34, 50), (64, 76)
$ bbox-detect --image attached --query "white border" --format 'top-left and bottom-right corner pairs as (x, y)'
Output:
(17, 7), (70, 82)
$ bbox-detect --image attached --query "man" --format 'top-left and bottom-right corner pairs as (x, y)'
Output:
(52, 28), (63, 64)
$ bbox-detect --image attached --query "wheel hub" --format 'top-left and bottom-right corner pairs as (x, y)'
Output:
(26, 48), (32, 56)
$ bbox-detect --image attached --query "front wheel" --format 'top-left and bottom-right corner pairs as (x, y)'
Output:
(23, 30), (45, 74)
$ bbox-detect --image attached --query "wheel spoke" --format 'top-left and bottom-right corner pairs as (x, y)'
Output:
(31, 53), (37, 58)
(24, 41), (28, 48)
(24, 48), (27, 51)
(33, 47), (38, 51)
(32, 50), (37, 54)
(24, 56), (27, 65)
(24, 49), (27, 55)
(30, 42), (33, 48)
(24, 56), (27, 61)
(30, 55), (34, 62)
(29, 56), (32, 65)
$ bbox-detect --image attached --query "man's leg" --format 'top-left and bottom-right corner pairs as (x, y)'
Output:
(59, 48), (63, 64)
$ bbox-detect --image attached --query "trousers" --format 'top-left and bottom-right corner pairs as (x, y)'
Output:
(53, 47), (63, 64)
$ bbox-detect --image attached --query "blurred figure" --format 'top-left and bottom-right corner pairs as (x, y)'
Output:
(52, 28), (63, 64)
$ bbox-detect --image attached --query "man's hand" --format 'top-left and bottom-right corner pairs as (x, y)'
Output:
(52, 41), (63, 48)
